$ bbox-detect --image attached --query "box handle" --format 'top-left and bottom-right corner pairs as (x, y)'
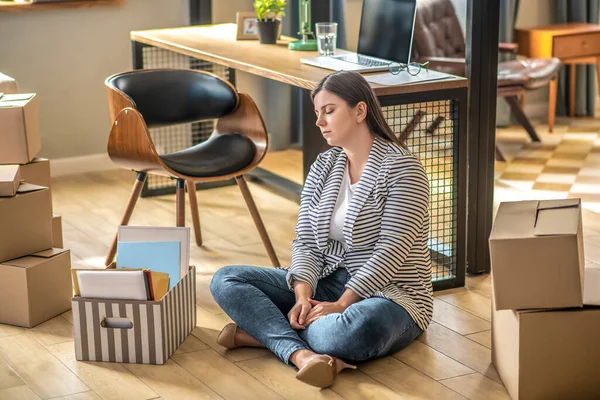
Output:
(101, 317), (133, 329)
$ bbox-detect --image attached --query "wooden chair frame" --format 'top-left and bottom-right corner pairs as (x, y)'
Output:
(104, 69), (280, 268)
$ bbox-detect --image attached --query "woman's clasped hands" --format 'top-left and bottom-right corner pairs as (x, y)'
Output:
(287, 297), (347, 329)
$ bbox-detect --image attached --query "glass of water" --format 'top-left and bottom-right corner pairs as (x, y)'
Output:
(316, 22), (338, 56)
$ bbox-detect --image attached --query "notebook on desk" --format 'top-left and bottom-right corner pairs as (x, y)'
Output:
(300, 0), (417, 73)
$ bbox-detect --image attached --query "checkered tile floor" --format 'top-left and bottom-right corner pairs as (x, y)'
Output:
(495, 116), (600, 214)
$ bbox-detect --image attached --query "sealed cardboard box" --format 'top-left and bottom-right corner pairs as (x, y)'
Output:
(584, 265), (600, 305)
(72, 266), (196, 365)
(0, 183), (53, 263)
(492, 304), (600, 400)
(0, 93), (41, 164)
(0, 248), (72, 328)
(489, 199), (584, 310)
(20, 157), (51, 189)
(0, 165), (20, 197)
(52, 214), (63, 249)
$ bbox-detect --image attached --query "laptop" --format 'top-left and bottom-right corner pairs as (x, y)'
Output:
(301, 0), (417, 73)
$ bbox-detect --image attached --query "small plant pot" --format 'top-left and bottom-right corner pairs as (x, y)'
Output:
(257, 19), (281, 44)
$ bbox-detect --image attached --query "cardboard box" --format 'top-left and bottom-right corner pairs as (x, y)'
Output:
(20, 158), (51, 189)
(0, 93), (41, 164)
(0, 183), (53, 263)
(72, 266), (196, 365)
(584, 265), (600, 305)
(492, 304), (600, 400)
(0, 72), (18, 94)
(52, 214), (63, 249)
(0, 248), (72, 328)
(489, 199), (584, 311)
(0, 165), (21, 197)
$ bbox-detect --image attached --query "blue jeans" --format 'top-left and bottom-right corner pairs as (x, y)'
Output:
(209, 265), (422, 365)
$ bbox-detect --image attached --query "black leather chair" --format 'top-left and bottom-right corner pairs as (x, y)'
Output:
(104, 68), (280, 268)
(413, 0), (561, 160)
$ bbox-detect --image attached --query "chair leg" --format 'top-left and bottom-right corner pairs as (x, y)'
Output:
(235, 175), (281, 268)
(520, 93), (526, 109)
(495, 145), (506, 162)
(399, 110), (425, 143)
(186, 180), (202, 246)
(569, 64), (576, 118)
(105, 172), (147, 267)
(504, 95), (541, 142)
(426, 116), (445, 136)
(176, 179), (185, 227)
(548, 76), (557, 133)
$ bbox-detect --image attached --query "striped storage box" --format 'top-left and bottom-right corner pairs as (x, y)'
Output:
(72, 266), (196, 364)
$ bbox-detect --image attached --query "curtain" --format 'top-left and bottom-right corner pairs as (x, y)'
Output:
(553, 0), (599, 117)
(496, 0), (520, 126)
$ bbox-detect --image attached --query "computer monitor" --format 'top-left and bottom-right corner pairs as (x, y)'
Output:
(357, 0), (417, 64)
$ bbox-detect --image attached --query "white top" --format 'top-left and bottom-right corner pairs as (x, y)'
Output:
(329, 162), (358, 245)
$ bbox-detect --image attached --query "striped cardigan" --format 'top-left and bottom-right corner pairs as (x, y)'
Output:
(284, 136), (433, 330)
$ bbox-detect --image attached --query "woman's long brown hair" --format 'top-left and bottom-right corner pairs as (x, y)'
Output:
(310, 70), (405, 148)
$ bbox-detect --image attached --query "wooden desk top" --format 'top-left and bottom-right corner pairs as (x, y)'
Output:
(131, 24), (467, 96)
(516, 23), (600, 35)
(515, 22), (600, 59)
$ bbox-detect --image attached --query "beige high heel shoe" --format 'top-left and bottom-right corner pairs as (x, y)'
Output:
(296, 354), (357, 388)
(216, 323), (238, 349)
(216, 323), (265, 349)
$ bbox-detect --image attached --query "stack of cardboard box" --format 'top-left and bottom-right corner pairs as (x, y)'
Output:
(0, 85), (72, 328)
(489, 199), (600, 399)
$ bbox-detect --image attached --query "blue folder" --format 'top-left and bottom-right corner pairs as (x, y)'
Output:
(116, 241), (180, 291)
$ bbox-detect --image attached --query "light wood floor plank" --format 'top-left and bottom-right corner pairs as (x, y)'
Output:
(0, 385), (41, 400)
(464, 275), (492, 300)
(392, 340), (474, 380)
(329, 370), (405, 400)
(370, 362), (467, 400)
(173, 333), (210, 356)
(46, 341), (157, 400)
(172, 349), (281, 400)
(30, 316), (74, 347)
(436, 290), (492, 322)
(0, 324), (25, 340)
(0, 358), (25, 390)
(440, 373), (511, 400)
(418, 323), (501, 384)
(358, 356), (405, 375)
(0, 334), (88, 399)
(236, 355), (343, 400)
(432, 298), (491, 335)
(50, 391), (102, 400)
(123, 359), (222, 400)
(465, 331), (491, 349)
(60, 311), (74, 325)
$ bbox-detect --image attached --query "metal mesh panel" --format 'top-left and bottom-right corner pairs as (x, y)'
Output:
(140, 47), (232, 196)
(382, 101), (457, 285)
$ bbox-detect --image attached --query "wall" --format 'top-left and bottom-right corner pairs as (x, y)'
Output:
(213, 0), (293, 151)
(0, 0), (189, 161)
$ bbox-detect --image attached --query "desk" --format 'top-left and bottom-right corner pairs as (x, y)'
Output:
(130, 24), (468, 290)
(516, 23), (600, 118)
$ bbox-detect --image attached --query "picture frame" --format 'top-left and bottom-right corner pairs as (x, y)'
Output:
(236, 12), (259, 40)
(235, 11), (283, 41)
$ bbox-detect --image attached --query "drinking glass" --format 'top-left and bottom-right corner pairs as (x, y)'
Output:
(316, 22), (338, 56)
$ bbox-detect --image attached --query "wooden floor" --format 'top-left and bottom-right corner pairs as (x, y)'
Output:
(1, 121), (600, 400)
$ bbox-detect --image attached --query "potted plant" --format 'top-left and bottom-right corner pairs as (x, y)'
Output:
(253, 0), (286, 44)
